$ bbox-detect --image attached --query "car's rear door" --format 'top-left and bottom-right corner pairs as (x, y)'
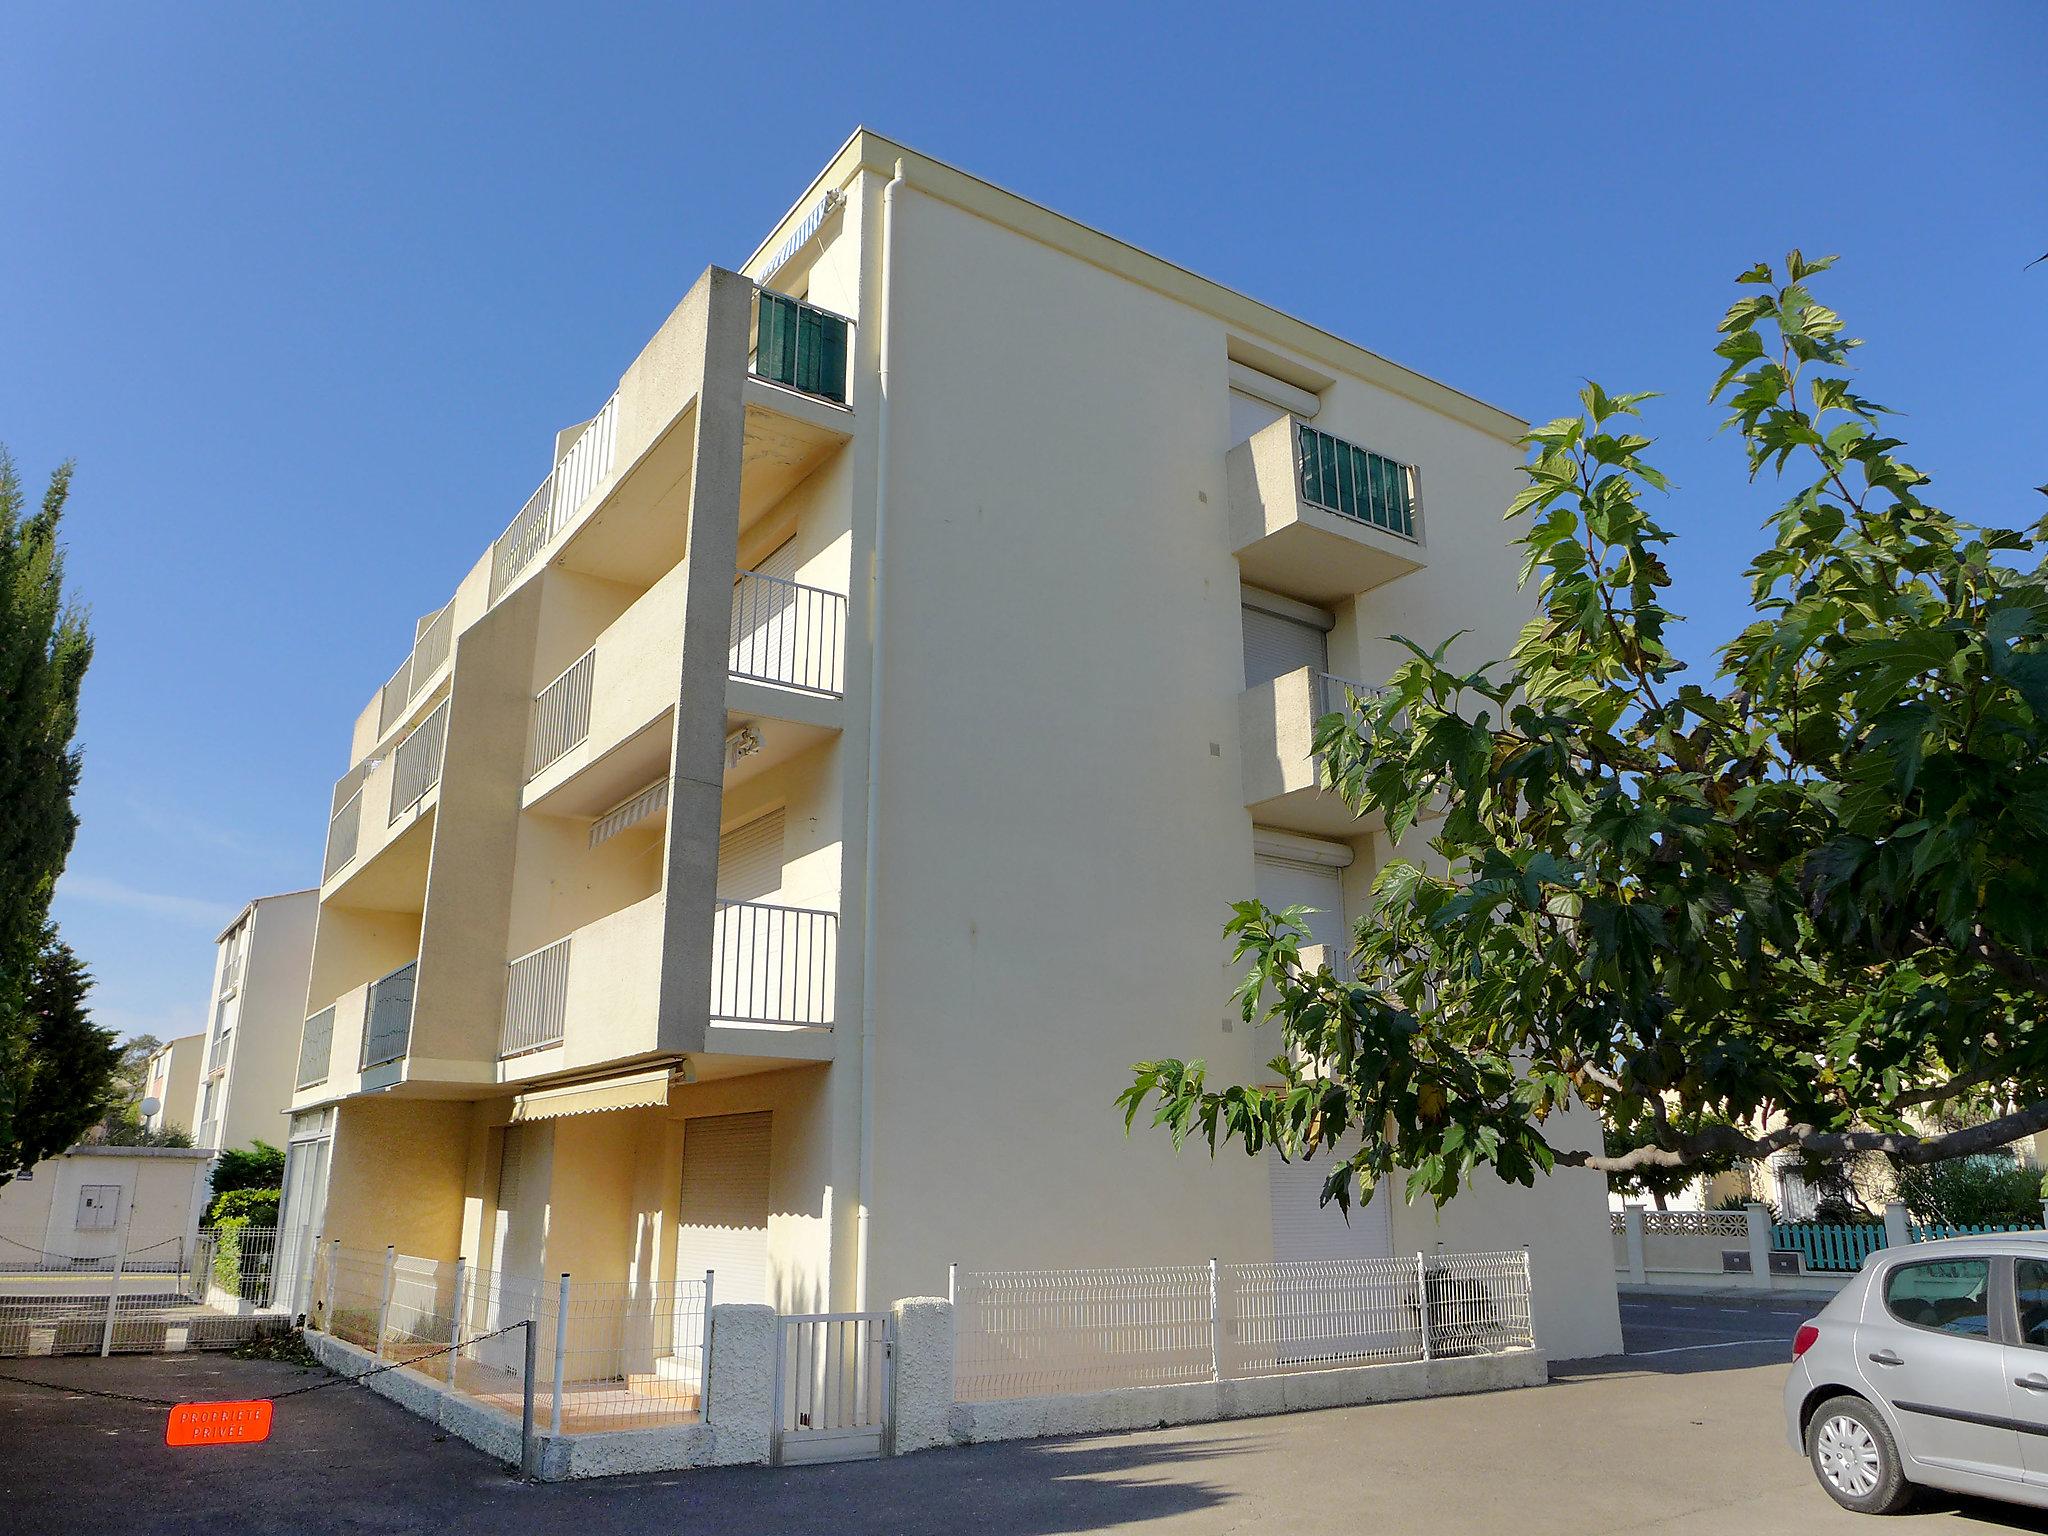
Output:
(1858, 1255), (2023, 1483)
(1997, 1255), (2048, 1485)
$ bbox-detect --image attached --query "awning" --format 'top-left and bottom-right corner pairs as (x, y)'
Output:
(509, 1067), (674, 1123)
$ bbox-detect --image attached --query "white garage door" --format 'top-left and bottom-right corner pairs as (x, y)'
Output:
(676, 1112), (773, 1306)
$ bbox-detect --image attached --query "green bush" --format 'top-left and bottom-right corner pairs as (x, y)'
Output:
(206, 1141), (285, 1223)
(209, 1186), (279, 1226)
(1894, 1155), (2046, 1229)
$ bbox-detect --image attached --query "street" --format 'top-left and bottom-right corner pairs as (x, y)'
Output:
(4, 1295), (2044, 1535)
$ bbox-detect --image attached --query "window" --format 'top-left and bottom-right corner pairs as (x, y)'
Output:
(2016, 1259), (2048, 1349)
(76, 1184), (120, 1230)
(1884, 1258), (1991, 1337)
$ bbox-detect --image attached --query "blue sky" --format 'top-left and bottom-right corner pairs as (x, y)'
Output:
(3, 4), (2041, 1046)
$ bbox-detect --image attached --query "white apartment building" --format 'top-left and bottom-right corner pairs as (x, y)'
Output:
(141, 1033), (204, 1139)
(192, 890), (318, 1153)
(277, 130), (1622, 1361)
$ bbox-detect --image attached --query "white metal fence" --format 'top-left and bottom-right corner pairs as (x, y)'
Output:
(0, 1226), (287, 1357)
(307, 1241), (710, 1434)
(359, 960), (417, 1069)
(490, 394), (620, 600)
(953, 1250), (1534, 1402)
(729, 572), (846, 696)
(528, 648), (595, 777)
(501, 936), (572, 1056)
(389, 697), (450, 821)
(774, 1311), (893, 1464)
(377, 601), (455, 736)
(324, 786), (363, 880)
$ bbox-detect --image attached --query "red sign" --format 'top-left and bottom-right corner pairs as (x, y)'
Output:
(166, 1400), (274, 1447)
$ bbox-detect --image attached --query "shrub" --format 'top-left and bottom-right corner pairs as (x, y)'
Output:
(205, 1141), (285, 1223)
(1894, 1155), (2046, 1229)
(209, 1186), (279, 1227)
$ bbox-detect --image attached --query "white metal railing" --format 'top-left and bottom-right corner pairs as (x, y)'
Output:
(952, 1250), (1534, 1402)
(1315, 672), (1378, 727)
(298, 1006), (335, 1089)
(377, 602), (455, 737)
(389, 698), (450, 823)
(359, 961), (417, 1070)
(489, 394), (620, 601)
(529, 648), (596, 777)
(324, 787), (364, 880)
(0, 1227), (287, 1357)
(710, 901), (837, 1027)
(1294, 421), (1420, 540)
(750, 291), (851, 405)
(729, 572), (846, 695)
(501, 937), (571, 1057)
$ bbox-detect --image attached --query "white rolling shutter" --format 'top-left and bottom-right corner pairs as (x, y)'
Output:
(677, 1112), (773, 1305)
(1254, 854), (1345, 956)
(1242, 606), (1328, 688)
(732, 537), (803, 683)
(1266, 1146), (1392, 1263)
(716, 810), (785, 904)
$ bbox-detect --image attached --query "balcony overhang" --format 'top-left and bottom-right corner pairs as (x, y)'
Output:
(1238, 667), (1383, 839)
(1227, 418), (1425, 606)
(740, 377), (852, 537)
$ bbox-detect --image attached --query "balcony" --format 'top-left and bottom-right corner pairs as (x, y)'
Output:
(359, 960), (417, 1073)
(1228, 416), (1425, 604)
(496, 894), (836, 1078)
(1239, 666), (1378, 838)
(490, 392), (622, 601)
(522, 564), (847, 817)
(749, 291), (850, 406)
(376, 601), (454, 737)
(389, 698), (450, 824)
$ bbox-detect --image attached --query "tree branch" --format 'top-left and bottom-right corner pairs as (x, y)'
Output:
(1558, 1098), (2048, 1173)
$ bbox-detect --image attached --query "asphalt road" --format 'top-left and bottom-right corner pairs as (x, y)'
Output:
(5, 1296), (2045, 1535)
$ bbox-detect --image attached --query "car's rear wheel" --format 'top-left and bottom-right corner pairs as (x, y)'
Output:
(1806, 1394), (1913, 1515)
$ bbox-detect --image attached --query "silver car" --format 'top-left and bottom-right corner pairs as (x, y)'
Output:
(1786, 1233), (2048, 1515)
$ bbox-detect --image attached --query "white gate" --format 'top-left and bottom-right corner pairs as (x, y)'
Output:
(772, 1311), (894, 1464)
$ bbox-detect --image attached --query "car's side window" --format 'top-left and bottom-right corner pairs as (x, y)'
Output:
(1883, 1258), (1992, 1338)
(2014, 1259), (2048, 1349)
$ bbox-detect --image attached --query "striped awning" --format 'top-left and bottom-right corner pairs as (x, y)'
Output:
(509, 1067), (673, 1123)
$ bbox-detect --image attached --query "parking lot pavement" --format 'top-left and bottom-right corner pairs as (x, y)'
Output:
(8, 1300), (2048, 1536)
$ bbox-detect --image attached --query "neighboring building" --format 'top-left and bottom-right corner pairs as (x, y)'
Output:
(0, 1146), (212, 1265)
(282, 130), (1622, 1359)
(192, 890), (318, 1153)
(140, 1033), (204, 1138)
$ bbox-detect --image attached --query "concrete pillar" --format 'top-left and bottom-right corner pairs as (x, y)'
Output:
(1745, 1203), (1773, 1290)
(1883, 1201), (1912, 1250)
(1622, 1204), (1647, 1286)
(890, 1297), (954, 1454)
(702, 1303), (776, 1467)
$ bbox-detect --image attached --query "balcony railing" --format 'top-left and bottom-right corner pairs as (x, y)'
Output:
(528, 648), (595, 777)
(389, 698), (450, 823)
(729, 572), (846, 695)
(751, 291), (849, 405)
(298, 1006), (335, 1090)
(489, 393), (621, 601)
(377, 601), (455, 736)
(324, 787), (364, 881)
(360, 961), (417, 1070)
(1315, 672), (1379, 730)
(711, 900), (837, 1027)
(1294, 423), (1419, 540)
(208, 1029), (233, 1075)
(500, 936), (572, 1057)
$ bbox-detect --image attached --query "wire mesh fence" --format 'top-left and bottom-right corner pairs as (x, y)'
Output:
(954, 1250), (1534, 1402)
(0, 1226), (289, 1357)
(305, 1242), (710, 1434)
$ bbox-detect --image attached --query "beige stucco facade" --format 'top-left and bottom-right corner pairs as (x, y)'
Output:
(192, 889), (317, 1152)
(280, 131), (1621, 1363)
(141, 1033), (204, 1139)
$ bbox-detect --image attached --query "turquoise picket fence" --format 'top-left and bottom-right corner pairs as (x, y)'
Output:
(1772, 1223), (1887, 1272)
(1910, 1223), (2042, 1242)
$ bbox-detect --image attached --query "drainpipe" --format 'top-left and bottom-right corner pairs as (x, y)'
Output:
(856, 158), (906, 1312)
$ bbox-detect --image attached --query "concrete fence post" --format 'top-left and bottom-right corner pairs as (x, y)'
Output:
(375, 1244), (396, 1358)
(1883, 1202), (1912, 1251)
(1745, 1203), (1772, 1291)
(1622, 1203), (1647, 1285)
(446, 1256), (467, 1386)
(550, 1273), (570, 1437)
(703, 1303), (778, 1466)
(890, 1297), (954, 1454)
(1207, 1258), (1222, 1382)
(324, 1238), (339, 1330)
